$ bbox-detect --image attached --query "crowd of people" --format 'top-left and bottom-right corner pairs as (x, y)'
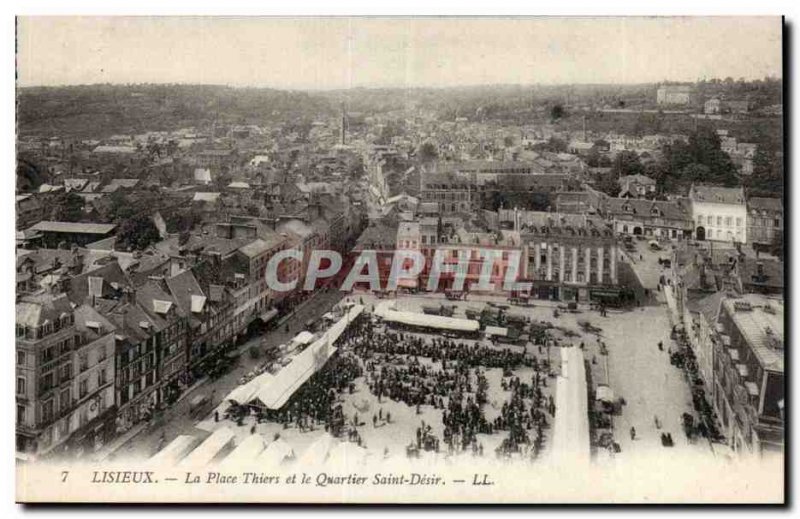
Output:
(338, 316), (557, 459)
(219, 307), (560, 462)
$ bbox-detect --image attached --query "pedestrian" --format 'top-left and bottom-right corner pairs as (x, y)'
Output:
(630, 426), (636, 441)
(658, 341), (663, 351)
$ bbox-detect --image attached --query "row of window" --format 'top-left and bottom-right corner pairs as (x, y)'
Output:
(749, 217), (782, 228)
(119, 371), (157, 405)
(15, 314), (74, 340)
(37, 336), (77, 365)
(696, 214), (744, 228)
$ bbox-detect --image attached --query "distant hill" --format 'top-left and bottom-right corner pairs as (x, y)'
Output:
(16, 84), (335, 138)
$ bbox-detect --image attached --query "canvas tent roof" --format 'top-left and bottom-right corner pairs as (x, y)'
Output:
(552, 348), (590, 464)
(297, 434), (336, 466)
(256, 439), (294, 465)
(325, 441), (369, 467)
(150, 435), (199, 464)
(224, 372), (273, 405)
(230, 305), (364, 410)
(179, 427), (235, 467)
(291, 331), (315, 345)
(219, 435), (267, 470)
(485, 326), (508, 337)
(378, 305), (479, 332)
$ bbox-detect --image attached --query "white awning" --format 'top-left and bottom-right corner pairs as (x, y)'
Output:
(150, 435), (199, 464)
(326, 441), (369, 467)
(292, 331), (315, 346)
(219, 435), (266, 470)
(243, 305), (364, 410)
(379, 308), (479, 332)
(553, 348), (590, 464)
(485, 326), (508, 337)
(224, 372), (273, 405)
(257, 439), (294, 465)
(297, 434), (336, 466)
(179, 427), (235, 467)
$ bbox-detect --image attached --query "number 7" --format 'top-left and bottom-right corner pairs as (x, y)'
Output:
(61, 471), (69, 482)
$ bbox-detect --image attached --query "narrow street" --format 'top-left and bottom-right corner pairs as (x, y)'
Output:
(111, 288), (345, 461)
(599, 306), (710, 458)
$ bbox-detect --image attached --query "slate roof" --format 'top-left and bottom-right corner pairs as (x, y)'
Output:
(29, 221), (116, 235)
(690, 184), (745, 205)
(16, 292), (73, 328)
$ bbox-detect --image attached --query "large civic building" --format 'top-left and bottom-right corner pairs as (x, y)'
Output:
(504, 211), (622, 302)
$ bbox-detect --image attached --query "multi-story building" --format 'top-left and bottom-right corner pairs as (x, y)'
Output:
(165, 268), (213, 373)
(67, 305), (117, 455)
(420, 168), (572, 215)
(689, 184), (747, 243)
(606, 197), (694, 240)
(517, 213), (621, 302)
(657, 85), (693, 105)
(427, 227), (524, 294)
(714, 295), (784, 456)
(16, 293), (76, 457)
(109, 301), (160, 433)
(135, 282), (189, 407)
(419, 172), (478, 215)
(349, 218), (400, 291)
(188, 259), (236, 374)
(683, 291), (726, 394)
(747, 197), (783, 250)
(16, 294), (115, 459)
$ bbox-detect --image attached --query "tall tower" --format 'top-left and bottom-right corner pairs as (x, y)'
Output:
(582, 115), (587, 142)
(340, 102), (347, 146)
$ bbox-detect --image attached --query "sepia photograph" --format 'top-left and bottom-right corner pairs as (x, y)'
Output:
(13, 14), (785, 504)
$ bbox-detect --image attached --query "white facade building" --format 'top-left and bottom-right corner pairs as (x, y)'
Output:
(689, 184), (747, 244)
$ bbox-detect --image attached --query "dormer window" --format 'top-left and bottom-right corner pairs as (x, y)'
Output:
(153, 300), (173, 315)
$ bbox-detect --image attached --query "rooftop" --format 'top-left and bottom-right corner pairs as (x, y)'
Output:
(748, 197), (783, 213)
(238, 237), (283, 258)
(722, 295), (784, 373)
(605, 197), (691, 221)
(689, 184), (745, 205)
(618, 174), (657, 186)
(29, 221), (117, 235)
(16, 292), (74, 328)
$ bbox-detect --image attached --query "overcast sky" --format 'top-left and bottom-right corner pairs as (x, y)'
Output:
(17, 17), (782, 89)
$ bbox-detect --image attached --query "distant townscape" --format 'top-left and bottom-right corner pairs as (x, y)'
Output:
(16, 78), (783, 469)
